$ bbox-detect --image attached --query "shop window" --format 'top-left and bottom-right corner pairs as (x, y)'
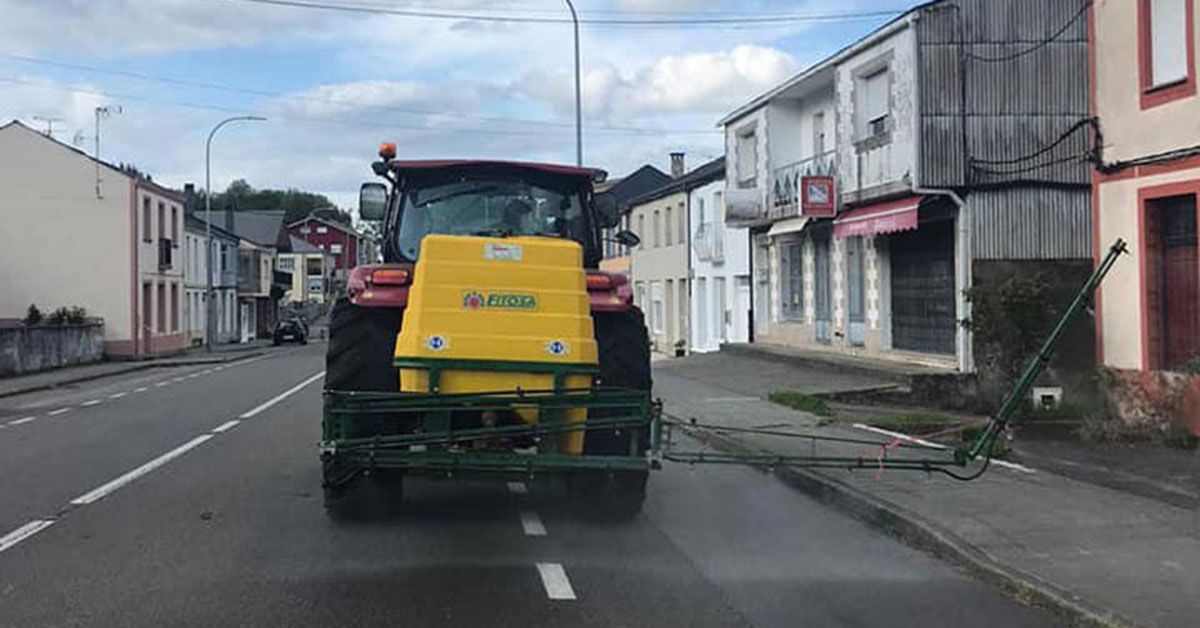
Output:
(1144, 193), (1199, 370)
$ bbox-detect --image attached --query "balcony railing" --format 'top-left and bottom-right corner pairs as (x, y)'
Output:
(770, 151), (836, 220)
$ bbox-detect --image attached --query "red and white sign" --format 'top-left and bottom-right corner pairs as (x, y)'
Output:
(800, 175), (837, 218)
(832, 195), (923, 239)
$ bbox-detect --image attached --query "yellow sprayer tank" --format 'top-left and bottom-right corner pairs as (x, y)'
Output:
(393, 235), (598, 454)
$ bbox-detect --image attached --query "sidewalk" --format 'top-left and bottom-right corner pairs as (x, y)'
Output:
(0, 340), (273, 399)
(655, 352), (1200, 628)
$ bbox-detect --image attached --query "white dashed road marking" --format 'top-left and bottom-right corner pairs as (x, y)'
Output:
(535, 563), (576, 600)
(212, 420), (240, 434)
(520, 511), (547, 536)
(155, 382), (170, 388)
(109, 392), (127, 399)
(80, 400), (102, 407)
(507, 481), (529, 495)
(133, 387), (148, 393)
(47, 408), (71, 416)
(0, 520), (55, 555)
(10, 416), (38, 426)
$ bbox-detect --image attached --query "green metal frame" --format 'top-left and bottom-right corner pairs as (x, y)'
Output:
(660, 239), (1130, 480)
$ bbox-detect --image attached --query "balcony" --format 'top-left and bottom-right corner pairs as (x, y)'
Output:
(769, 151), (836, 221)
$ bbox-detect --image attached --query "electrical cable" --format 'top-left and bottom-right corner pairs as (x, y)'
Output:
(970, 118), (1097, 166)
(964, 0), (1091, 62)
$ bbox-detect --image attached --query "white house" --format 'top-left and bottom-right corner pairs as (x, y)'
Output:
(687, 159), (751, 352)
(183, 214), (239, 346)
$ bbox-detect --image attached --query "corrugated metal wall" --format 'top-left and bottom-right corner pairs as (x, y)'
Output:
(969, 187), (1092, 259)
(917, 0), (1091, 188)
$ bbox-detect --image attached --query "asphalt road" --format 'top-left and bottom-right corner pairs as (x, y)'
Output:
(0, 345), (1056, 627)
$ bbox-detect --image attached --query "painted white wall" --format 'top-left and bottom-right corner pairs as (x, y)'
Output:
(688, 177), (750, 352)
(0, 123), (133, 344)
(630, 191), (689, 352)
(835, 24), (916, 200)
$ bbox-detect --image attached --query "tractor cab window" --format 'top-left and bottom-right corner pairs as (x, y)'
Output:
(397, 179), (586, 261)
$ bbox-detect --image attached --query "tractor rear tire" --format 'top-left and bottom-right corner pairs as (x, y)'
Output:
(586, 307), (652, 456)
(324, 297), (402, 393)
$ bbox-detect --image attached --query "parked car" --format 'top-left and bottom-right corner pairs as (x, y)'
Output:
(273, 318), (308, 345)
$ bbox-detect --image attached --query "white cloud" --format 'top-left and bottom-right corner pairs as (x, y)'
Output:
(516, 44), (797, 119)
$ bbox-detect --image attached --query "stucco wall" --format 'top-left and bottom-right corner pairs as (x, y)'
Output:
(630, 191), (689, 351)
(0, 323), (105, 376)
(689, 178), (749, 352)
(0, 124), (133, 344)
(1097, 165), (1200, 369)
(1094, 0), (1200, 162)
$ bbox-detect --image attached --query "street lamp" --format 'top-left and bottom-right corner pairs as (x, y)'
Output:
(564, 0), (582, 166)
(205, 115), (265, 352)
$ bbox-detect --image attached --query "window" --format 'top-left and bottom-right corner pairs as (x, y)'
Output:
(712, 192), (726, 262)
(170, 283), (179, 333)
(316, 225), (328, 234)
(171, 207), (178, 245)
(780, 240), (804, 320)
(638, 214), (646, 249)
(635, 281), (647, 314)
(736, 128), (757, 187)
(1140, 0), (1196, 108)
(666, 279), (675, 340)
(857, 68), (890, 140)
(653, 210), (661, 247)
(306, 257), (323, 276)
(813, 112), (826, 156)
(277, 257), (295, 272)
(697, 197), (706, 227)
(678, 202), (686, 245)
(300, 227), (311, 234)
(678, 279), (687, 344)
(158, 202), (165, 239)
(650, 281), (664, 333)
(143, 198), (152, 242)
(664, 206), (672, 246)
(157, 283), (166, 333)
(330, 243), (343, 254)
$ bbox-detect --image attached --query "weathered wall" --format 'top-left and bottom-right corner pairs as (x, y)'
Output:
(0, 323), (105, 377)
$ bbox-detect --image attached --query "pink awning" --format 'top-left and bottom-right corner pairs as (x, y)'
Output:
(833, 196), (923, 239)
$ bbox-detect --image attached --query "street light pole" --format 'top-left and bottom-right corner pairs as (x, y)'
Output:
(564, 0), (582, 166)
(205, 115), (265, 352)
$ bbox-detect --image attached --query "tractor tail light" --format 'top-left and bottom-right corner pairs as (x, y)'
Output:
(372, 268), (410, 286)
(586, 273), (613, 291)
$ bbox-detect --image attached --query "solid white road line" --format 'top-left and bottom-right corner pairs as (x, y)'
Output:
(507, 481), (529, 495)
(520, 511), (547, 536)
(0, 520), (55, 554)
(851, 423), (1036, 474)
(238, 371), (325, 419)
(70, 435), (214, 505)
(80, 399), (102, 407)
(212, 420), (240, 434)
(109, 392), (127, 399)
(47, 408), (71, 416)
(133, 387), (148, 393)
(535, 563), (576, 600)
(11, 416), (38, 426)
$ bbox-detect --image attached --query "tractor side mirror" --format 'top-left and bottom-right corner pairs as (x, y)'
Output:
(613, 229), (640, 249)
(594, 191), (621, 229)
(359, 183), (388, 221)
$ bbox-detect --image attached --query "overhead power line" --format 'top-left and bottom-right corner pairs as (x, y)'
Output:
(230, 0), (901, 27)
(0, 52), (715, 136)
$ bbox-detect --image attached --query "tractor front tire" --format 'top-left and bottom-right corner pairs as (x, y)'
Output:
(324, 298), (402, 393)
(586, 307), (652, 457)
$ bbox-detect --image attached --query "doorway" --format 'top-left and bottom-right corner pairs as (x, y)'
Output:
(846, 237), (866, 346)
(814, 235), (832, 343)
(1145, 193), (1199, 370)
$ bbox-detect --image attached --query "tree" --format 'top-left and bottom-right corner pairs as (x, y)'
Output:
(198, 180), (352, 226)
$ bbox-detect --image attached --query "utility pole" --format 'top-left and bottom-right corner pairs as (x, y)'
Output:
(205, 115), (266, 352)
(32, 116), (62, 138)
(563, 0), (582, 166)
(94, 105), (121, 198)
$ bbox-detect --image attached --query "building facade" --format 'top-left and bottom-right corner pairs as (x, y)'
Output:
(286, 216), (365, 279)
(0, 121), (186, 357)
(722, 0), (1093, 374)
(598, 163), (673, 275)
(1093, 0), (1200, 373)
(687, 160), (751, 353)
(277, 236), (333, 304)
(182, 214), (239, 346)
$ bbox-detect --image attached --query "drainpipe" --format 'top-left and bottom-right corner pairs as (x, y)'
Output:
(910, 9), (973, 374)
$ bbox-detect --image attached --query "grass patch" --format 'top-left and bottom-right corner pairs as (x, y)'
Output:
(768, 390), (832, 417)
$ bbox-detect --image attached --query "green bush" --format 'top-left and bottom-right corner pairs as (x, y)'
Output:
(768, 390), (832, 417)
(44, 306), (89, 326)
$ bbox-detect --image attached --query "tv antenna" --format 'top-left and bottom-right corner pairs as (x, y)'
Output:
(32, 116), (62, 138)
(94, 105), (122, 198)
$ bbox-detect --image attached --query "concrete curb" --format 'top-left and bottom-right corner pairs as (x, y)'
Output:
(666, 415), (1137, 628)
(0, 350), (267, 400)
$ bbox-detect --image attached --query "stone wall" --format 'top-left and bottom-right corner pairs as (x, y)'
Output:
(0, 323), (105, 377)
(1100, 369), (1200, 438)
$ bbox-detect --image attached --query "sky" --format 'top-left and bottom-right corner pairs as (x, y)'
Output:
(0, 0), (918, 209)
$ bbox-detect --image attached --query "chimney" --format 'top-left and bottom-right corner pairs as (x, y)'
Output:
(670, 152), (686, 178)
(183, 183), (196, 214)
